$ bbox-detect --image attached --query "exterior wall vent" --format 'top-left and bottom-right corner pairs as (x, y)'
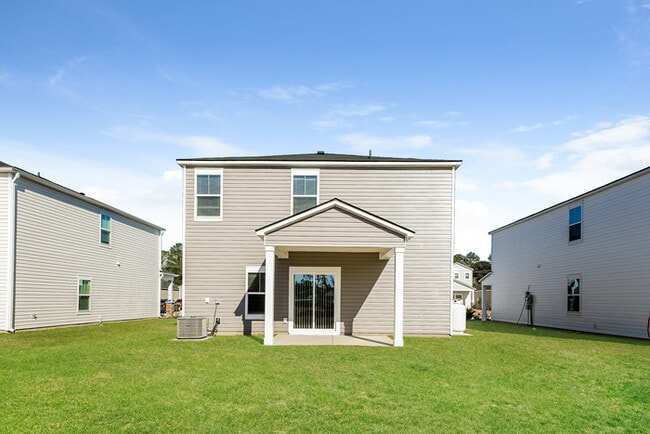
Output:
(177, 317), (208, 339)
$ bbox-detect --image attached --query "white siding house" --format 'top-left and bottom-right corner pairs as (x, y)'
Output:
(178, 153), (462, 346)
(489, 166), (650, 339)
(1, 162), (164, 332)
(452, 262), (474, 307)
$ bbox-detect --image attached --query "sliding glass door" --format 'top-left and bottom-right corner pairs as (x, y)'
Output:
(290, 267), (340, 334)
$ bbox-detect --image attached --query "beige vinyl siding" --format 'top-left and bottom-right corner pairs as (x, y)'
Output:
(266, 207), (405, 247)
(12, 178), (161, 330)
(183, 165), (454, 335)
(0, 174), (9, 328)
(491, 170), (650, 339)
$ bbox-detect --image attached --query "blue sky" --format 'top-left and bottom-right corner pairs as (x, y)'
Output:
(2, 1), (650, 255)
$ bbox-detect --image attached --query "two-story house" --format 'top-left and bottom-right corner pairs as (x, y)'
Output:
(489, 166), (650, 339)
(1, 162), (164, 332)
(177, 152), (462, 346)
(452, 262), (475, 307)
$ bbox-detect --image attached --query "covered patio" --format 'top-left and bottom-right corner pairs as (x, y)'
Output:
(255, 198), (414, 347)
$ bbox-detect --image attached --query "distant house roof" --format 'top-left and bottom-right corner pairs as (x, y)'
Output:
(177, 152), (462, 168)
(0, 162), (165, 232)
(489, 165), (650, 235)
(453, 262), (473, 272)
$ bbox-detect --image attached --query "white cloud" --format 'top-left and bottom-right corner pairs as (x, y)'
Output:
(522, 115), (650, 198)
(415, 120), (450, 128)
(48, 56), (88, 86)
(454, 199), (493, 259)
(313, 103), (386, 130)
(106, 125), (247, 156)
(514, 115), (576, 133)
(339, 133), (433, 153)
(258, 81), (348, 103)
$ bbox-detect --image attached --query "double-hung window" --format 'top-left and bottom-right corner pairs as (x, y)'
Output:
(195, 169), (223, 220)
(567, 274), (581, 312)
(100, 214), (111, 245)
(78, 277), (91, 313)
(245, 266), (265, 320)
(292, 169), (319, 214)
(569, 205), (582, 242)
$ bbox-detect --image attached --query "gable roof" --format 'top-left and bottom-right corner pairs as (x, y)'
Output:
(178, 152), (461, 168)
(453, 262), (473, 272)
(255, 198), (415, 240)
(0, 162), (164, 232)
(490, 165), (650, 235)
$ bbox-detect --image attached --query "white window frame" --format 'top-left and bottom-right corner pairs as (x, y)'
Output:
(454, 272), (459, 279)
(464, 272), (470, 280)
(288, 266), (341, 335)
(291, 168), (319, 214)
(567, 273), (581, 314)
(569, 204), (582, 243)
(245, 265), (266, 320)
(195, 168), (223, 221)
(100, 213), (111, 246)
(77, 276), (92, 314)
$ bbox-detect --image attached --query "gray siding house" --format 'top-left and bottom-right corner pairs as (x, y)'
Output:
(489, 166), (650, 339)
(177, 153), (462, 346)
(0, 162), (164, 332)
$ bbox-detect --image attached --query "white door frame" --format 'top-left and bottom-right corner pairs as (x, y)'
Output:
(288, 266), (341, 335)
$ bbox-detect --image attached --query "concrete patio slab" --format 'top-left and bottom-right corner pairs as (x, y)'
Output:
(273, 334), (394, 346)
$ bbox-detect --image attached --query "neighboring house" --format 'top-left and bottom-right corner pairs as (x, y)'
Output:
(452, 262), (474, 307)
(0, 162), (164, 332)
(489, 166), (650, 339)
(177, 152), (462, 346)
(476, 271), (492, 312)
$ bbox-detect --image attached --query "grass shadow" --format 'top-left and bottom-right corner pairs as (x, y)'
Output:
(467, 320), (650, 346)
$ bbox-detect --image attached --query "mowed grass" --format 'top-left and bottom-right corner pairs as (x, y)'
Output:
(1, 320), (648, 433)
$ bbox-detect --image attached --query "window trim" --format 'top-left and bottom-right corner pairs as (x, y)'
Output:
(569, 204), (582, 243)
(567, 273), (581, 314)
(245, 265), (266, 320)
(195, 168), (223, 221)
(100, 213), (111, 246)
(77, 276), (92, 314)
(291, 168), (319, 214)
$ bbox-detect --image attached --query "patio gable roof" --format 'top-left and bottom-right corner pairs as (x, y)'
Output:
(255, 198), (415, 259)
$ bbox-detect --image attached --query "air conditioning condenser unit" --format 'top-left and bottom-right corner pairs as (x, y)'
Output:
(177, 317), (208, 339)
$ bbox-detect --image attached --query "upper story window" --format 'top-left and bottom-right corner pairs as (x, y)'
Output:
(569, 205), (582, 242)
(78, 277), (92, 313)
(454, 272), (459, 279)
(100, 214), (111, 245)
(292, 169), (319, 214)
(464, 272), (470, 280)
(195, 169), (223, 221)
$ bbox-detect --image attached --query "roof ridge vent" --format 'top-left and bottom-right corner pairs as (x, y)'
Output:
(317, 150), (325, 155)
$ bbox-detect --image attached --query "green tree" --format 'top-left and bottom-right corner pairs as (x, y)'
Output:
(161, 242), (183, 285)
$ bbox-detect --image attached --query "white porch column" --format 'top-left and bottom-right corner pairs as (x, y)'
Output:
(394, 247), (405, 347)
(264, 246), (276, 345)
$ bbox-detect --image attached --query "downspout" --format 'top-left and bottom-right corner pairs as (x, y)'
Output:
(159, 229), (166, 316)
(6, 172), (20, 332)
(449, 166), (457, 335)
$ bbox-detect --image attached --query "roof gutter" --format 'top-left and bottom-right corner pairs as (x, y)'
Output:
(5, 171), (19, 332)
(177, 160), (462, 169)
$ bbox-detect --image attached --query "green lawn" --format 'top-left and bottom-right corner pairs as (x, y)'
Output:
(1, 320), (648, 433)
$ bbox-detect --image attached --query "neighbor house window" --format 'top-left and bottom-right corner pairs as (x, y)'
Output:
(245, 266), (265, 320)
(567, 274), (581, 312)
(464, 272), (470, 280)
(292, 169), (319, 214)
(100, 214), (111, 245)
(454, 272), (459, 279)
(569, 205), (582, 242)
(78, 277), (91, 313)
(195, 169), (223, 220)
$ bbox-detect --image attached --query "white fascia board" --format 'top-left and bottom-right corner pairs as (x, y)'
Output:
(178, 160), (462, 169)
(256, 199), (415, 240)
